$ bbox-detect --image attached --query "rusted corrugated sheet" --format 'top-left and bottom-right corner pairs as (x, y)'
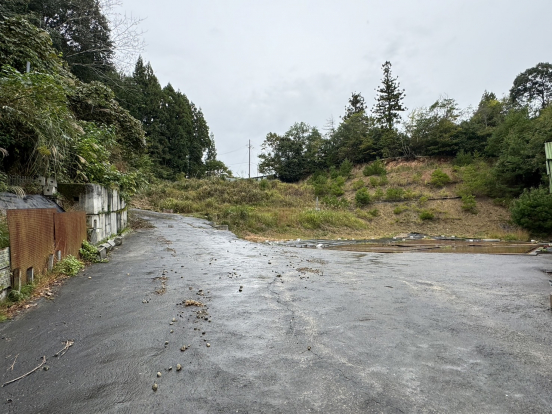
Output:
(54, 211), (87, 258)
(7, 209), (56, 284)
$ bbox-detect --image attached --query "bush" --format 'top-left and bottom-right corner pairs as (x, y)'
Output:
(511, 187), (552, 235)
(373, 188), (384, 200)
(352, 179), (365, 190)
(355, 188), (371, 206)
(0, 216), (9, 249)
(54, 255), (84, 277)
(322, 195), (349, 209)
(453, 150), (474, 166)
(429, 169), (451, 188)
(363, 159), (386, 176)
(461, 194), (478, 214)
(393, 205), (408, 214)
(311, 175), (329, 196)
(259, 179), (269, 190)
(419, 210), (435, 220)
(339, 159), (353, 178)
(80, 240), (101, 263)
(368, 208), (380, 217)
(385, 187), (405, 201)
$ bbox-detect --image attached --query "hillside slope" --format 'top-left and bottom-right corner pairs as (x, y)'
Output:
(134, 159), (527, 241)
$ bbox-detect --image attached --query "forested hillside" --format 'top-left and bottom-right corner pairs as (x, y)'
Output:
(258, 62), (552, 235)
(0, 0), (228, 199)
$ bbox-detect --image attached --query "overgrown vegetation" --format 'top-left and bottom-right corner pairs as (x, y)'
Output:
(53, 255), (85, 277)
(79, 240), (102, 263)
(1, 253), (86, 320)
(136, 158), (527, 241)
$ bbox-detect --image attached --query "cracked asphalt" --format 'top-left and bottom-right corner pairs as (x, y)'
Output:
(1, 210), (552, 413)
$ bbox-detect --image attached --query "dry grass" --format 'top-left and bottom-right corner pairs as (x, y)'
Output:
(135, 159), (528, 242)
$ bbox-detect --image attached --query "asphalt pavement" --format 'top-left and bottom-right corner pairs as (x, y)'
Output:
(1, 210), (551, 413)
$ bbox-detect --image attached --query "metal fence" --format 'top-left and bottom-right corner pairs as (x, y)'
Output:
(7, 209), (87, 287)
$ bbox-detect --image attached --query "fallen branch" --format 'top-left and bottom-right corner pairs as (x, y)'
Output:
(53, 340), (74, 358)
(2, 356), (46, 387)
(7, 354), (18, 371)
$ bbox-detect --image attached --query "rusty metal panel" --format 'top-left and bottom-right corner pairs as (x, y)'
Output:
(54, 211), (87, 259)
(7, 209), (56, 284)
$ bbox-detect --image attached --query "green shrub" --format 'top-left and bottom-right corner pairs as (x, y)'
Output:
(394, 205), (408, 214)
(80, 240), (101, 263)
(355, 188), (371, 206)
(461, 194), (478, 214)
(368, 208), (380, 217)
(0, 217), (9, 249)
(385, 187), (405, 201)
(429, 169), (451, 188)
(418, 195), (429, 205)
(453, 150), (474, 166)
(373, 188), (384, 200)
(53, 255), (84, 277)
(330, 183), (344, 197)
(322, 195), (349, 209)
(369, 176), (379, 187)
(339, 159), (353, 178)
(419, 210), (435, 220)
(298, 210), (365, 230)
(363, 159), (387, 176)
(311, 175), (329, 196)
(330, 176), (345, 196)
(456, 161), (491, 197)
(511, 187), (552, 235)
(329, 166), (339, 179)
(352, 179), (365, 190)
(259, 179), (269, 190)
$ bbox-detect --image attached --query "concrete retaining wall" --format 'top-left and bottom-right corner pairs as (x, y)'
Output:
(0, 248), (10, 300)
(58, 184), (128, 243)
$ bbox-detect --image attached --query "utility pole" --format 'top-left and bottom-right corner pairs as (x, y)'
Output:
(248, 140), (252, 178)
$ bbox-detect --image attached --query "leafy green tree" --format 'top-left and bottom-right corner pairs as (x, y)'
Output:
(406, 98), (462, 156)
(3, 0), (115, 82)
(510, 62), (552, 112)
(259, 123), (322, 182)
(372, 61), (407, 129)
(489, 106), (552, 197)
(511, 187), (552, 235)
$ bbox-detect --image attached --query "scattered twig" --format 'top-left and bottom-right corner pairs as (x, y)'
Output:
(2, 356), (46, 387)
(53, 340), (74, 358)
(7, 354), (18, 371)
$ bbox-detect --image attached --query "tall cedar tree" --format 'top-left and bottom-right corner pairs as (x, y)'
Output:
(372, 61), (406, 129)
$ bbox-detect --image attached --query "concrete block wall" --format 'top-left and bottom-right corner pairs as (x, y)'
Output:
(0, 248), (10, 300)
(58, 184), (128, 244)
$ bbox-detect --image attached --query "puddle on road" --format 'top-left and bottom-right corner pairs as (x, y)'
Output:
(327, 241), (537, 255)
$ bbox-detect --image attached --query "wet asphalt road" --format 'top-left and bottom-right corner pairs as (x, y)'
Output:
(1, 210), (552, 413)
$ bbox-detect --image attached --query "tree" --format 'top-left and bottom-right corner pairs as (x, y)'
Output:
(406, 98), (462, 156)
(342, 92), (366, 120)
(259, 123), (322, 182)
(372, 61), (407, 129)
(510, 62), (552, 112)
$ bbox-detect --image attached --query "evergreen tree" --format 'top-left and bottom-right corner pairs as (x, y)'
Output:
(372, 61), (407, 129)
(343, 92), (366, 120)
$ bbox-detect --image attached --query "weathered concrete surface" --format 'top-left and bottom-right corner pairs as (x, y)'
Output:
(1, 210), (551, 413)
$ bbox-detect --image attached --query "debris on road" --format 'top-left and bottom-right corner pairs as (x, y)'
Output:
(2, 356), (46, 387)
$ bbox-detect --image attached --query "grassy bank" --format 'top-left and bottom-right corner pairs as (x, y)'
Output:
(133, 158), (528, 241)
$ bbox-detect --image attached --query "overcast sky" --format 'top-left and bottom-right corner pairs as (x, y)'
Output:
(114, 0), (552, 177)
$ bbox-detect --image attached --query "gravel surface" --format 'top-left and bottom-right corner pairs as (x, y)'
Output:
(1, 210), (551, 413)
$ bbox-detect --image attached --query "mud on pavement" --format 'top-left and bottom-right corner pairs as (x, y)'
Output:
(1, 209), (552, 413)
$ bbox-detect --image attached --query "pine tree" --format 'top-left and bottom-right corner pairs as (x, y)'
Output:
(343, 92), (366, 120)
(372, 61), (407, 129)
